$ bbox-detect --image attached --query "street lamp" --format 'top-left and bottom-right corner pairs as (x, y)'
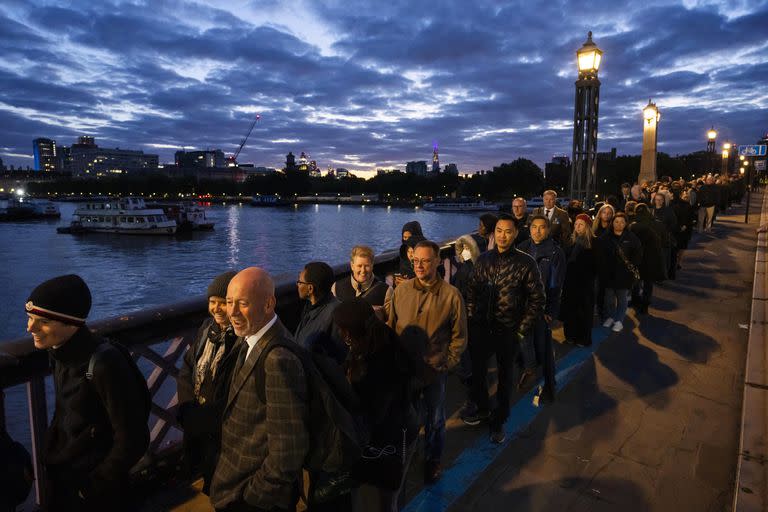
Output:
(569, 31), (603, 204)
(639, 100), (660, 184)
(722, 142), (731, 175)
(707, 127), (717, 153)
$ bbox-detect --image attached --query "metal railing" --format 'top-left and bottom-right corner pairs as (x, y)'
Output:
(0, 239), (459, 509)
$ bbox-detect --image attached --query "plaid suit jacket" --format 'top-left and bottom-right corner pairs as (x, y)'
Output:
(210, 318), (309, 510)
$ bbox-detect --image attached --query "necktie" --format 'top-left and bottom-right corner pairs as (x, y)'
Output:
(357, 282), (364, 295)
(232, 340), (248, 377)
(546, 209), (551, 219)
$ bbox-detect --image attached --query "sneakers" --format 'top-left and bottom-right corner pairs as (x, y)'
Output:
(612, 321), (624, 332)
(602, 318), (614, 328)
(490, 429), (506, 444)
(461, 407), (490, 426)
(424, 460), (442, 485)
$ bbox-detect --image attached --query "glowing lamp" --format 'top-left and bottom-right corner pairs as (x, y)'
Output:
(740, 168), (745, 174)
(643, 101), (660, 125)
(722, 150), (729, 159)
(724, 142), (732, 150)
(707, 128), (717, 140)
(740, 155), (745, 161)
(576, 31), (603, 75)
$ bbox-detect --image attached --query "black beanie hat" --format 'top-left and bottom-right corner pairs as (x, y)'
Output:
(26, 274), (91, 326)
(207, 271), (238, 299)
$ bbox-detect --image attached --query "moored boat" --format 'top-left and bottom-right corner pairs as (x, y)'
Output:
(57, 197), (177, 235)
(146, 202), (215, 232)
(251, 194), (289, 206)
(422, 199), (498, 212)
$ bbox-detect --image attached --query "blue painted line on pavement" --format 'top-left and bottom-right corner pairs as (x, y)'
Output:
(403, 326), (611, 512)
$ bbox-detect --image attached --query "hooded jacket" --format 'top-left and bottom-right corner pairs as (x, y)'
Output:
(516, 237), (566, 318)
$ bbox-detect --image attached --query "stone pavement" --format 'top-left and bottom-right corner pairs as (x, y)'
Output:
(439, 197), (762, 512)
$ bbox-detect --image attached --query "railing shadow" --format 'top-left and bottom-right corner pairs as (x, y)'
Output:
(637, 316), (720, 365)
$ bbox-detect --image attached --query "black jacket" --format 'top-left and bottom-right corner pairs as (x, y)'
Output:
(45, 328), (149, 498)
(597, 230), (643, 289)
(630, 220), (666, 281)
(465, 247), (546, 335)
(516, 237), (566, 318)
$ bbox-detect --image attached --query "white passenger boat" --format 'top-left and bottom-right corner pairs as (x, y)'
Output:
(57, 197), (177, 235)
(422, 200), (498, 212)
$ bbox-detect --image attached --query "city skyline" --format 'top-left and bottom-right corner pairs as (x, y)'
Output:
(1, 0), (767, 177)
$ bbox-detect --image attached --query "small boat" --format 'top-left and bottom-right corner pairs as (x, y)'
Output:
(30, 200), (61, 218)
(422, 200), (498, 212)
(146, 202), (215, 232)
(0, 194), (36, 221)
(251, 194), (289, 207)
(57, 197), (177, 235)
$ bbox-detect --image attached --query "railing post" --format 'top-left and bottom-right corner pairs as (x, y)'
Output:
(27, 376), (49, 508)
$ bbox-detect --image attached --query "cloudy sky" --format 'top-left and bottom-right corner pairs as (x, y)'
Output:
(1, 0), (766, 176)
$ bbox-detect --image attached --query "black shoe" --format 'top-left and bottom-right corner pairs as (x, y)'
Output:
(424, 460), (442, 484)
(490, 428), (506, 444)
(461, 408), (490, 426)
(517, 369), (536, 390)
(574, 340), (592, 347)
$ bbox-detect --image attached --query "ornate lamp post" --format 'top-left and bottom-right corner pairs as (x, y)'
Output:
(722, 142), (732, 175)
(639, 100), (660, 184)
(569, 31), (603, 204)
(707, 127), (717, 153)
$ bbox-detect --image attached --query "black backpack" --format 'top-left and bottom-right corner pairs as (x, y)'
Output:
(0, 428), (34, 508)
(254, 338), (364, 475)
(86, 340), (152, 422)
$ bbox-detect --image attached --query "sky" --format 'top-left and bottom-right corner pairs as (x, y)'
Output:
(1, 0), (767, 177)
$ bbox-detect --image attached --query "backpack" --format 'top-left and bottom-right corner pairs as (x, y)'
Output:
(254, 338), (364, 475)
(0, 428), (34, 508)
(86, 340), (152, 422)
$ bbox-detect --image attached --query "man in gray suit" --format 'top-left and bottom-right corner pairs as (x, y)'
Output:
(210, 267), (308, 512)
(532, 189), (572, 246)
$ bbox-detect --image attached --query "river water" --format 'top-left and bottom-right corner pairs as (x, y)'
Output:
(1, 201), (481, 442)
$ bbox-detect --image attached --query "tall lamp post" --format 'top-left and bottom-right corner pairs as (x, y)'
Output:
(569, 31), (603, 204)
(639, 100), (660, 184)
(707, 127), (717, 153)
(722, 143), (731, 175)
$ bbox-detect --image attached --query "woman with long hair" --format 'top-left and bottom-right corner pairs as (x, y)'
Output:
(592, 204), (615, 237)
(333, 299), (418, 512)
(560, 214), (597, 346)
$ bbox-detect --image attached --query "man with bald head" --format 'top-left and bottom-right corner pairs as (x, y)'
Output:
(210, 267), (309, 512)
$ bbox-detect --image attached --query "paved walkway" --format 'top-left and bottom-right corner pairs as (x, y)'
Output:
(431, 195), (762, 512)
(154, 194), (763, 512)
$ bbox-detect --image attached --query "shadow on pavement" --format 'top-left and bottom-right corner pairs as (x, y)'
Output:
(638, 316), (719, 364)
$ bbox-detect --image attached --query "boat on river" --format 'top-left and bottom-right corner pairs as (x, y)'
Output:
(57, 197), (177, 235)
(146, 202), (214, 232)
(422, 199), (498, 212)
(251, 194), (290, 207)
(30, 200), (61, 218)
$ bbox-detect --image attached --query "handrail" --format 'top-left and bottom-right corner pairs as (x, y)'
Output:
(0, 235), (459, 508)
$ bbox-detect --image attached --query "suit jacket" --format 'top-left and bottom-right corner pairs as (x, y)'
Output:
(210, 318), (308, 511)
(532, 205), (572, 246)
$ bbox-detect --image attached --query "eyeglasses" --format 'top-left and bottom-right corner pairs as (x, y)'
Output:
(296, 280), (311, 286)
(412, 258), (433, 266)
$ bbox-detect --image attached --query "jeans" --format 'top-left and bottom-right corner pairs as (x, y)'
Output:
(531, 317), (556, 401)
(604, 288), (629, 322)
(420, 373), (447, 462)
(519, 334), (537, 371)
(469, 324), (521, 431)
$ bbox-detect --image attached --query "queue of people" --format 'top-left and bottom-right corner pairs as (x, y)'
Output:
(14, 175), (740, 512)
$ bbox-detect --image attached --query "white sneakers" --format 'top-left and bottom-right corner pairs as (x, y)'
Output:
(612, 321), (624, 332)
(602, 318), (614, 328)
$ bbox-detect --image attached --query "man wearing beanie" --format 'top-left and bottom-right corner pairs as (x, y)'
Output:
(25, 274), (149, 511)
(178, 270), (240, 495)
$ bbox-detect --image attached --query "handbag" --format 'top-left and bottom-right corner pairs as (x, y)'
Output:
(614, 240), (641, 282)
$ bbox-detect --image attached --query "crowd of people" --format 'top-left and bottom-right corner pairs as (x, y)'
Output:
(11, 173), (745, 512)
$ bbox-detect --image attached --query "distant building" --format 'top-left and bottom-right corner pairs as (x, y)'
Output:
(376, 168), (400, 175)
(68, 137), (158, 176)
(432, 145), (440, 173)
(597, 147), (617, 161)
(297, 152), (309, 172)
(406, 160), (428, 176)
(286, 152), (296, 172)
(174, 149), (226, 168)
(443, 163), (458, 175)
(336, 167), (350, 178)
(33, 138), (58, 172)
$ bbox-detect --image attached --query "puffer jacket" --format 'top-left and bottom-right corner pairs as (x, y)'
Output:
(465, 247), (545, 335)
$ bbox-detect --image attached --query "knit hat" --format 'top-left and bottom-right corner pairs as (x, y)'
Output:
(25, 274), (91, 326)
(575, 213), (592, 225)
(207, 271), (238, 299)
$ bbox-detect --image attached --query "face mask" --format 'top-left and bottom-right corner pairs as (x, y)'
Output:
(461, 248), (472, 261)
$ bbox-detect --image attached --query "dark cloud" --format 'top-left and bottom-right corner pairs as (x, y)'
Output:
(0, 0), (766, 172)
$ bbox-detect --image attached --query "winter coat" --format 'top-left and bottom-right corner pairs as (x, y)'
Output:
(559, 242), (597, 344)
(516, 237), (566, 318)
(670, 198), (695, 248)
(629, 220), (666, 282)
(465, 247), (546, 335)
(45, 328), (149, 500)
(294, 294), (344, 356)
(652, 206), (679, 247)
(597, 230), (643, 289)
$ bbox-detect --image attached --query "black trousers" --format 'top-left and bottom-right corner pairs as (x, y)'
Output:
(469, 325), (520, 431)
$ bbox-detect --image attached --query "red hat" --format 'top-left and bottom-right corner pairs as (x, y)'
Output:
(575, 213), (592, 225)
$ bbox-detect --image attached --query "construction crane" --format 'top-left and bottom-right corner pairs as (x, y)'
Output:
(227, 113), (261, 166)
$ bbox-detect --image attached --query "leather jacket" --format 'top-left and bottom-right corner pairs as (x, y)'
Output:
(466, 247), (546, 335)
